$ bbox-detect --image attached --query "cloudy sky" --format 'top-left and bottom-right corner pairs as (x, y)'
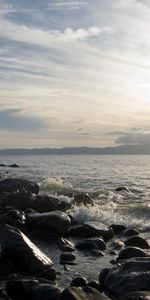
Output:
(0, 0), (150, 148)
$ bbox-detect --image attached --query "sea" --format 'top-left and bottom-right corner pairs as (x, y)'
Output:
(0, 154), (150, 286)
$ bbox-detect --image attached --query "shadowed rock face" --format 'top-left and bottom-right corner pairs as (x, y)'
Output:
(0, 224), (55, 279)
(101, 257), (150, 299)
(0, 178), (39, 194)
(69, 222), (113, 240)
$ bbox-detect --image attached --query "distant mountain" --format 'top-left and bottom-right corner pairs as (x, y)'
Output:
(0, 144), (150, 155)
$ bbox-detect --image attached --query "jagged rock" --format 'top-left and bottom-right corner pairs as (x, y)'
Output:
(0, 178), (39, 194)
(115, 186), (130, 192)
(76, 237), (106, 251)
(26, 211), (71, 236)
(0, 224), (55, 279)
(72, 193), (94, 206)
(117, 247), (150, 261)
(101, 257), (150, 299)
(70, 222), (113, 240)
(124, 236), (149, 249)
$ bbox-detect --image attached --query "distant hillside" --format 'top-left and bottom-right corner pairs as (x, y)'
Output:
(0, 144), (150, 155)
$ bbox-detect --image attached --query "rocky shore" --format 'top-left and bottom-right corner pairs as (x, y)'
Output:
(0, 178), (149, 299)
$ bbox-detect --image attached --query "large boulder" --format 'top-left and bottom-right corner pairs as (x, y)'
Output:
(0, 178), (39, 194)
(117, 247), (150, 261)
(26, 211), (71, 236)
(101, 257), (150, 299)
(124, 236), (149, 249)
(0, 224), (55, 279)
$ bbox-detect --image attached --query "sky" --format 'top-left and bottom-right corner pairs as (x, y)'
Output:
(0, 0), (150, 148)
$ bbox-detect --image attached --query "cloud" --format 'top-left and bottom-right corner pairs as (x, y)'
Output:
(115, 131), (150, 145)
(0, 109), (48, 132)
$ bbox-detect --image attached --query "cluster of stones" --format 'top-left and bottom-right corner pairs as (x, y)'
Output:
(0, 178), (149, 299)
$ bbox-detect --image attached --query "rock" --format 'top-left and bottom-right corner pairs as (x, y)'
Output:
(87, 281), (101, 292)
(91, 249), (104, 257)
(121, 291), (150, 300)
(33, 284), (62, 300)
(72, 193), (94, 206)
(123, 228), (139, 237)
(0, 178), (39, 194)
(0, 224), (55, 280)
(70, 276), (87, 287)
(60, 286), (108, 300)
(9, 164), (20, 168)
(124, 236), (149, 249)
(117, 247), (150, 261)
(70, 222), (113, 240)
(26, 211), (71, 236)
(6, 279), (39, 300)
(0, 164), (6, 167)
(57, 238), (75, 252)
(109, 224), (126, 235)
(110, 240), (124, 250)
(76, 237), (106, 251)
(60, 252), (76, 264)
(115, 186), (130, 192)
(0, 209), (26, 228)
(101, 257), (150, 299)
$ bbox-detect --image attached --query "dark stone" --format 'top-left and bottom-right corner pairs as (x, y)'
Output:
(117, 247), (150, 261)
(26, 211), (71, 236)
(57, 238), (75, 252)
(60, 286), (108, 300)
(6, 279), (39, 300)
(70, 276), (87, 287)
(60, 252), (76, 263)
(123, 228), (139, 237)
(110, 240), (124, 250)
(76, 237), (106, 251)
(121, 291), (150, 300)
(109, 224), (127, 235)
(0, 209), (26, 228)
(70, 222), (113, 240)
(115, 186), (130, 192)
(87, 280), (101, 291)
(102, 257), (150, 299)
(124, 236), (149, 249)
(0, 164), (6, 167)
(72, 193), (94, 206)
(33, 284), (62, 300)
(0, 224), (55, 279)
(0, 178), (39, 194)
(9, 164), (20, 168)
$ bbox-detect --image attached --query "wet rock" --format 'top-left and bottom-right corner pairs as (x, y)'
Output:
(33, 284), (62, 300)
(123, 228), (139, 237)
(70, 222), (113, 240)
(117, 247), (150, 261)
(124, 236), (149, 249)
(26, 211), (71, 236)
(57, 238), (75, 252)
(33, 194), (71, 212)
(101, 257), (150, 299)
(121, 291), (150, 300)
(60, 252), (76, 264)
(70, 276), (87, 287)
(6, 279), (39, 300)
(0, 209), (26, 228)
(9, 164), (20, 168)
(110, 240), (124, 250)
(115, 186), (130, 192)
(109, 224), (126, 235)
(76, 237), (106, 251)
(91, 249), (105, 257)
(60, 286), (108, 300)
(0, 164), (6, 167)
(0, 224), (55, 279)
(87, 281), (101, 291)
(0, 178), (39, 194)
(72, 193), (94, 206)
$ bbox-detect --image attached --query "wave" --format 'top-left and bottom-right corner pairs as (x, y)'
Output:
(40, 177), (73, 191)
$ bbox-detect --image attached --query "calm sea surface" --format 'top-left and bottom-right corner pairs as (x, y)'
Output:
(1, 154), (150, 285)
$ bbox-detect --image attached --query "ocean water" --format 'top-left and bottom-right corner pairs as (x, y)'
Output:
(1, 154), (150, 285)
(1, 154), (150, 231)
